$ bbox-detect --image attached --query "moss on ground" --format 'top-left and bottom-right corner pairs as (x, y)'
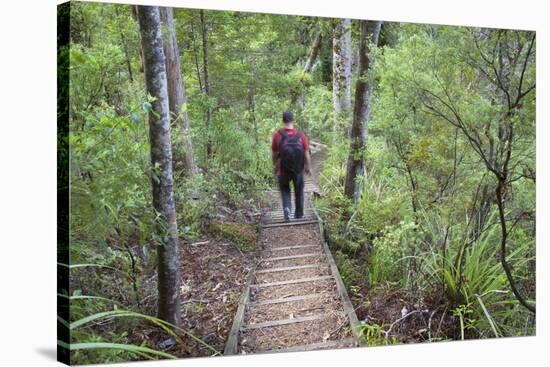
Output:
(208, 221), (258, 251)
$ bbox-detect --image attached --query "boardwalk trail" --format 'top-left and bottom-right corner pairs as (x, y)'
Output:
(225, 144), (362, 355)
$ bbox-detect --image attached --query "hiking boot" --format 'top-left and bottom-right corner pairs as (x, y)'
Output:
(283, 207), (291, 222)
(294, 213), (303, 219)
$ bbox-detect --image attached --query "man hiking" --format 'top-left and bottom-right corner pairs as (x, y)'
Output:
(271, 111), (312, 221)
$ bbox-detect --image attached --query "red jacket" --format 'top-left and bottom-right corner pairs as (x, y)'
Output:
(271, 127), (309, 176)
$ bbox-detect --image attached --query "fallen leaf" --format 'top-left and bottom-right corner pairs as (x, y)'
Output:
(180, 283), (191, 294)
(322, 331), (330, 341)
(212, 282), (223, 292)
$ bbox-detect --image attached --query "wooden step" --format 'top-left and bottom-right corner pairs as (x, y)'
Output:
(258, 337), (356, 354)
(261, 220), (319, 228)
(264, 216), (317, 224)
(261, 253), (321, 262)
(250, 292), (337, 306)
(250, 275), (333, 288)
(256, 264), (325, 274)
(267, 244), (320, 251)
(245, 315), (324, 330)
(264, 213), (317, 221)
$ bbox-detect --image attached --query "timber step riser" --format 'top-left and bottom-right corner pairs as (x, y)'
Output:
(261, 220), (319, 228)
(256, 338), (355, 354)
(245, 315), (323, 330)
(255, 264), (328, 274)
(266, 244), (320, 251)
(260, 253), (322, 262)
(249, 293), (338, 306)
(250, 275), (334, 288)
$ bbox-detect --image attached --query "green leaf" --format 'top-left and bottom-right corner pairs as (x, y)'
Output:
(58, 340), (176, 360)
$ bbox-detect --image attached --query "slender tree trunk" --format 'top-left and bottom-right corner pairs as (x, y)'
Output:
(200, 9), (213, 160)
(496, 178), (536, 313)
(160, 7), (198, 176)
(115, 6), (134, 83)
(344, 20), (382, 203)
(332, 19), (352, 125)
(137, 5), (181, 327)
(190, 20), (203, 92)
(304, 30), (322, 74)
(291, 29), (322, 111)
(248, 59), (258, 146)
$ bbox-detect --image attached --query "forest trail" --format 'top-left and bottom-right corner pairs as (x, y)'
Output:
(224, 145), (362, 355)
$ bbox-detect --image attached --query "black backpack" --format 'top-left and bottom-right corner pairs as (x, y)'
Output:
(278, 129), (304, 174)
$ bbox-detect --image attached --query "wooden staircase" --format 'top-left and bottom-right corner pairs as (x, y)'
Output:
(224, 167), (363, 355)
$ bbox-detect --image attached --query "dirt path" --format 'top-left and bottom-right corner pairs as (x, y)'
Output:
(225, 145), (361, 354)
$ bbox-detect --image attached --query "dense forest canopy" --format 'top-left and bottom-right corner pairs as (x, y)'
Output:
(61, 1), (535, 364)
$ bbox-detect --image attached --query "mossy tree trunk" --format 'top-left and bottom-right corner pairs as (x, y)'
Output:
(344, 20), (382, 203)
(332, 18), (352, 127)
(290, 29), (322, 111)
(137, 5), (181, 327)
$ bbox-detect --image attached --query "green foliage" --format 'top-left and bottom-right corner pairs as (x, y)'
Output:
(63, 306), (220, 364)
(334, 251), (363, 293)
(369, 221), (418, 287)
(302, 85), (334, 141)
(318, 23), (535, 342)
(357, 323), (398, 346)
(422, 211), (535, 337)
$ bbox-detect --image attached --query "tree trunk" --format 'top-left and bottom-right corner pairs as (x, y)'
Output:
(496, 178), (536, 313)
(190, 20), (203, 92)
(159, 7), (198, 176)
(304, 30), (322, 74)
(115, 6), (134, 83)
(137, 5), (181, 327)
(332, 19), (352, 124)
(131, 5), (145, 74)
(200, 9), (213, 160)
(343, 20), (382, 203)
(291, 29), (322, 111)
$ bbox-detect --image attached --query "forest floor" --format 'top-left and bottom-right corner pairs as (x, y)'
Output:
(168, 214), (264, 357)
(352, 287), (457, 343)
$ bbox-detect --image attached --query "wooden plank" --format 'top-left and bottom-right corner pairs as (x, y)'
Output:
(264, 208), (315, 215)
(245, 315), (323, 330)
(261, 220), (318, 228)
(250, 292), (337, 306)
(314, 211), (365, 347)
(250, 275), (333, 288)
(266, 213), (316, 218)
(256, 264), (324, 274)
(263, 217), (317, 224)
(258, 337), (356, 354)
(264, 211), (316, 218)
(265, 212), (317, 220)
(262, 214), (317, 224)
(266, 244), (320, 251)
(261, 253), (321, 262)
(223, 265), (257, 355)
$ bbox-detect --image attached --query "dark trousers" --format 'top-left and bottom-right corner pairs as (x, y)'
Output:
(278, 171), (304, 218)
